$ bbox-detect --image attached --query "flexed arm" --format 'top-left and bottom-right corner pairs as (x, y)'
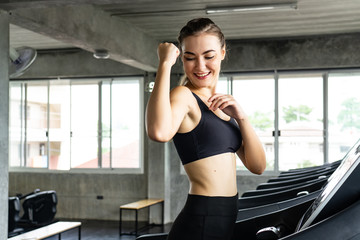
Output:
(146, 43), (189, 142)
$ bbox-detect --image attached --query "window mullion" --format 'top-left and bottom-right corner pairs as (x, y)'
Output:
(274, 70), (279, 173)
(98, 81), (102, 168)
(24, 83), (28, 167)
(47, 81), (50, 169)
(110, 79), (113, 169)
(323, 73), (329, 164)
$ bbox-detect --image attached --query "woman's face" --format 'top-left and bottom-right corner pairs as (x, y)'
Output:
(181, 33), (225, 89)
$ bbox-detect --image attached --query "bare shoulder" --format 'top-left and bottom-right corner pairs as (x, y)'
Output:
(170, 86), (193, 104)
(170, 85), (192, 97)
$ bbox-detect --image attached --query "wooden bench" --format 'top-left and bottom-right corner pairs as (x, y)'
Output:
(119, 199), (164, 236)
(8, 221), (81, 240)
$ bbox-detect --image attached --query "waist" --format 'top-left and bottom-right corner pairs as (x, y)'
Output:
(182, 193), (239, 216)
(184, 153), (238, 196)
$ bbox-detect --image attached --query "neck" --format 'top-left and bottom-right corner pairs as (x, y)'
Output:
(186, 83), (216, 98)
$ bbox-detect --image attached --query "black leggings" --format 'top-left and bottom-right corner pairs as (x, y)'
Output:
(167, 194), (238, 240)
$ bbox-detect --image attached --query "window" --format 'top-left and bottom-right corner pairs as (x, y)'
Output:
(328, 73), (360, 162)
(9, 82), (24, 167)
(25, 82), (49, 168)
(228, 70), (360, 173)
(111, 80), (141, 168)
(49, 80), (70, 170)
(278, 74), (323, 170)
(232, 75), (275, 170)
(9, 77), (143, 171)
(70, 81), (99, 169)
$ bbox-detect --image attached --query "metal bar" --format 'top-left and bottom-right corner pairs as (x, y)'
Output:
(24, 83), (28, 166)
(274, 70), (280, 172)
(47, 81), (50, 169)
(135, 210), (138, 236)
(161, 201), (164, 231)
(323, 72), (329, 164)
(119, 208), (122, 236)
(98, 81), (102, 168)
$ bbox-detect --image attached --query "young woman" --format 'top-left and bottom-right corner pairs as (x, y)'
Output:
(146, 18), (266, 240)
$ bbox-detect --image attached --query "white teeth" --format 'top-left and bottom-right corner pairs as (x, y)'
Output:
(196, 73), (209, 77)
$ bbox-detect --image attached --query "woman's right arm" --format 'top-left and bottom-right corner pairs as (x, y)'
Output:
(146, 43), (189, 142)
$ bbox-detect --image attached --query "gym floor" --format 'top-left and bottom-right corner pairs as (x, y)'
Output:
(45, 220), (172, 240)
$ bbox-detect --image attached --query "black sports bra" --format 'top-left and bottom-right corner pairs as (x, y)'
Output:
(173, 92), (242, 165)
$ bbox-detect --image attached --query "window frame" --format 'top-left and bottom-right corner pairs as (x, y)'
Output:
(223, 68), (360, 175)
(9, 76), (144, 174)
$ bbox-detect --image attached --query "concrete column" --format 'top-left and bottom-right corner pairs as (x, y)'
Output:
(0, 9), (10, 239)
(145, 73), (167, 224)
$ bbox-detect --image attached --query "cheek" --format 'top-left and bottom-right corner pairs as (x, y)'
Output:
(208, 60), (222, 71)
(183, 61), (194, 72)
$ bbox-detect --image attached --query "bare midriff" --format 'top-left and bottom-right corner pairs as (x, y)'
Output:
(183, 152), (238, 197)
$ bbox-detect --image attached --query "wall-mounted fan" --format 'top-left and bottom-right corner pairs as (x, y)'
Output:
(9, 46), (37, 78)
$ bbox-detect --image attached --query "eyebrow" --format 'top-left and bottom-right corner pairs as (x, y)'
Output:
(184, 50), (216, 55)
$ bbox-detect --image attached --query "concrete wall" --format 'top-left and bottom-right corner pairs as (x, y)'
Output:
(9, 173), (147, 221)
(0, 10), (9, 238)
(8, 32), (360, 223)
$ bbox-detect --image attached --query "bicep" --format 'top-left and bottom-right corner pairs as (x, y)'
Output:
(169, 90), (191, 137)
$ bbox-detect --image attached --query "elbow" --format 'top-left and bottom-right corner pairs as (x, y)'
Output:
(251, 165), (266, 175)
(146, 128), (172, 143)
(254, 160), (267, 175)
(248, 157), (267, 175)
(251, 150), (267, 175)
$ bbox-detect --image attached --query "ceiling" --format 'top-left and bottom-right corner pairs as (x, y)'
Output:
(2, 0), (360, 71)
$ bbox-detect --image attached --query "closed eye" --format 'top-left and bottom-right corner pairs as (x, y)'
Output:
(205, 56), (215, 60)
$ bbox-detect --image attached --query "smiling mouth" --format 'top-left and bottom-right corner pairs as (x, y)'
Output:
(194, 72), (211, 78)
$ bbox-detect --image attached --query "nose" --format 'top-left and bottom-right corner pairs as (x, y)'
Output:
(195, 57), (206, 70)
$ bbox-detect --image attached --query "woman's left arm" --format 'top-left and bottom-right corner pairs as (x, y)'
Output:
(208, 93), (266, 175)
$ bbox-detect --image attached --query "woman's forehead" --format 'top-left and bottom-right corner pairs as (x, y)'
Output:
(181, 34), (222, 52)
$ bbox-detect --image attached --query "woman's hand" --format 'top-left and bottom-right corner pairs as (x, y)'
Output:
(209, 93), (266, 175)
(208, 93), (246, 121)
(157, 42), (180, 67)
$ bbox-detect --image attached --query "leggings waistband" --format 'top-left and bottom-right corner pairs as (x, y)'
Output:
(182, 193), (238, 216)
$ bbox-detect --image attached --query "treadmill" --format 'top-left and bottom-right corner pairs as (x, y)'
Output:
(233, 138), (360, 240)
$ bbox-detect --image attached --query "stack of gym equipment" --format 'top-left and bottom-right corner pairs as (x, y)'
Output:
(8, 189), (58, 238)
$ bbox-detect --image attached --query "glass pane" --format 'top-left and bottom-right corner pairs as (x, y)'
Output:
(278, 74), (323, 170)
(48, 81), (71, 170)
(328, 73), (360, 162)
(233, 76), (275, 171)
(71, 82), (99, 168)
(26, 82), (48, 168)
(9, 82), (25, 167)
(217, 76), (230, 94)
(101, 80), (111, 168)
(111, 79), (140, 168)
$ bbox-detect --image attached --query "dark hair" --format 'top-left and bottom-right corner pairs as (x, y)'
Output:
(177, 18), (225, 51)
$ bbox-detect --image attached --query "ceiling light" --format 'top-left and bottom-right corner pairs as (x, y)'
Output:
(206, 2), (297, 14)
(93, 49), (110, 59)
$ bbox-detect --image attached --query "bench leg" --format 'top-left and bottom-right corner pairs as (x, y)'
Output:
(119, 208), (123, 236)
(135, 209), (138, 236)
(161, 201), (165, 231)
(79, 225), (81, 240)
